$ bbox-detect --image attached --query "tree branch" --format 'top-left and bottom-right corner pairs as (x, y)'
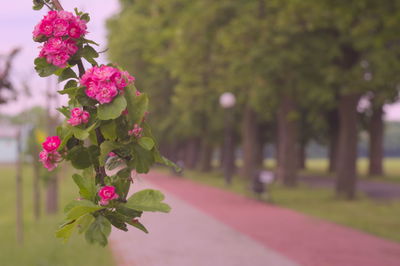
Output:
(51, 0), (64, 11)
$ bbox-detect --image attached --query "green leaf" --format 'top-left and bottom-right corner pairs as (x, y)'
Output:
(72, 173), (96, 201)
(115, 205), (142, 218)
(98, 95), (127, 120)
(100, 121), (117, 141)
(56, 106), (70, 117)
(85, 215), (111, 247)
(126, 189), (171, 213)
(99, 141), (122, 166)
(130, 144), (154, 173)
(80, 13), (90, 22)
(71, 121), (99, 141)
(125, 87), (149, 124)
(58, 68), (78, 82)
(104, 211), (128, 232)
(77, 214), (95, 234)
(67, 146), (92, 169)
(58, 127), (73, 150)
(34, 57), (58, 77)
(55, 221), (76, 242)
(32, 0), (44, 10)
(138, 137), (155, 151)
(66, 203), (104, 220)
(127, 220), (149, 234)
(72, 127), (89, 140)
(80, 45), (99, 65)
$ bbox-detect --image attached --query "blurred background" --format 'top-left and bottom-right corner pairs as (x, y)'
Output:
(1, 0), (400, 265)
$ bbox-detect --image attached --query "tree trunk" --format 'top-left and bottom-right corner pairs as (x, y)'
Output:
(368, 104), (384, 176)
(328, 108), (339, 173)
(184, 138), (201, 169)
(199, 141), (213, 172)
(298, 141), (307, 170)
(276, 94), (299, 187)
(32, 143), (41, 220)
(335, 94), (360, 199)
(16, 131), (23, 244)
(241, 105), (260, 179)
(46, 176), (58, 214)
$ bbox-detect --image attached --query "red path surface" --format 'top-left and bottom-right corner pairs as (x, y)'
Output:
(148, 171), (400, 266)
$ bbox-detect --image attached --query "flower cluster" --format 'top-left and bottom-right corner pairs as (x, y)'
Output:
(98, 186), (119, 205)
(80, 65), (135, 104)
(67, 107), (90, 126)
(128, 124), (143, 138)
(33, 10), (87, 67)
(39, 136), (62, 171)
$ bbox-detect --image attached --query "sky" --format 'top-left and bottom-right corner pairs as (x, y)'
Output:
(0, 1), (400, 121)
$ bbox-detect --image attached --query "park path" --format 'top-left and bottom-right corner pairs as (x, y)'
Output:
(110, 171), (400, 266)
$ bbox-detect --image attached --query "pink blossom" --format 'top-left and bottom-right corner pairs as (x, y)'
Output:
(42, 136), (61, 152)
(135, 90), (141, 96)
(128, 124), (143, 138)
(80, 66), (135, 104)
(57, 10), (74, 20)
(71, 107), (83, 117)
(67, 108), (90, 126)
(47, 51), (69, 68)
(53, 18), (69, 37)
(81, 111), (90, 123)
(98, 186), (119, 206)
(96, 83), (118, 104)
(67, 116), (82, 126)
(65, 39), (78, 54)
(108, 152), (117, 157)
(39, 149), (62, 171)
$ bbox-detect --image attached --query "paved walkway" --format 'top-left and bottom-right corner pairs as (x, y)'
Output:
(111, 172), (400, 266)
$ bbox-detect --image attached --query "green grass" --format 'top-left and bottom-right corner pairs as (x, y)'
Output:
(263, 158), (400, 182)
(177, 169), (400, 243)
(0, 164), (115, 266)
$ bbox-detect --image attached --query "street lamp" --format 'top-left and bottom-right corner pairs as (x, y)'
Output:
(219, 92), (236, 185)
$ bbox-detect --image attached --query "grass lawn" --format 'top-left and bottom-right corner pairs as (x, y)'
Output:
(265, 158), (400, 182)
(177, 169), (400, 243)
(0, 164), (115, 266)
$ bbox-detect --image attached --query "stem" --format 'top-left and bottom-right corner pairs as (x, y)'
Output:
(51, 0), (107, 185)
(51, 0), (64, 10)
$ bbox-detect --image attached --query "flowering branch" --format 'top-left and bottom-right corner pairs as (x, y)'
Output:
(31, 0), (177, 246)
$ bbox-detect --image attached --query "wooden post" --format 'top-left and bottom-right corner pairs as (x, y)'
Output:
(16, 129), (23, 245)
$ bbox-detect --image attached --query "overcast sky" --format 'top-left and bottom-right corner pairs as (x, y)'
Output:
(0, 1), (400, 120)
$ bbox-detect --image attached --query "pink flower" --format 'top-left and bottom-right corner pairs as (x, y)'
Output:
(67, 116), (82, 126)
(67, 108), (90, 126)
(53, 18), (69, 37)
(39, 149), (62, 171)
(80, 66), (135, 105)
(39, 20), (53, 37)
(47, 51), (69, 68)
(81, 111), (90, 123)
(68, 22), (82, 39)
(98, 186), (119, 206)
(57, 10), (74, 20)
(128, 124), (143, 138)
(108, 152), (116, 157)
(135, 90), (141, 96)
(65, 39), (78, 54)
(71, 107), (83, 117)
(42, 136), (61, 152)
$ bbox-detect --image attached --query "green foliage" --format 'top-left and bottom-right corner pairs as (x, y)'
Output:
(126, 189), (171, 213)
(34, 57), (58, 77)
(97, 95), (127, 120)
(85, 215), (112, 247)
